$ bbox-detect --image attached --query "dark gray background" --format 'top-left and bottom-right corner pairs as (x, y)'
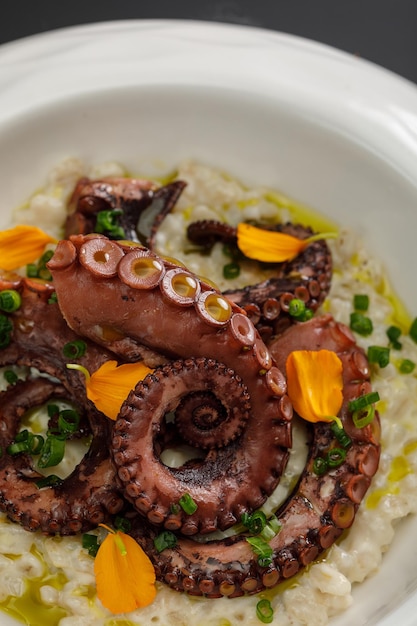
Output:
(0, 0), (416, 85)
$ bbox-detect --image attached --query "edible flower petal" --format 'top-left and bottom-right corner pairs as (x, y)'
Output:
(286, 349), (343, 427)
(0, 225), (56, 271)
(94, 526), (156, 614)
(236, 223), (336, 263)
(86, 360), (154, 420)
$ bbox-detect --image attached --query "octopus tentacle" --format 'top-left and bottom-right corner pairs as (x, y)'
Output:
(113, 357), (284, 534)
(47, 235), (294, 530)
(126, 314), (380, 597)
(65, 176), (186, 248)
(187, 220), (332, 339)
(0, 273), (125, 534)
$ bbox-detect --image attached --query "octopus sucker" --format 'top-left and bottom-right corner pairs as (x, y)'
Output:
(47, 234), (294, 531)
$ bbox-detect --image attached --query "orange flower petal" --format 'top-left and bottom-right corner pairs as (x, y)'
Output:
(286, 349), (343, 425)
(94, 529), (156, 614)
(236, 223), (307, 263)
(0, 225), (57, 271)
(86, 360), (154, 420)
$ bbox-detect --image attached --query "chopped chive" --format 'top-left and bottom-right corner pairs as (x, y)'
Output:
(399, 359), (416, 374)
(62, 340), (87, 359)
(37, 436), (66, 468)
(82, 533), (100, 557)
(330, 422), (352, 449)
(170, 503), (180, 515)
(0, 314), (13, 349)
(313, 456), (328, 476)
(386, 325), (402, 350)
(114, 515), (132, 533)
(95, 209), (125, 239)
(353, 294), (369, 311)
(35, 474), (63, 489)
(288, 298), (305, 318)
(410, 318), (417, 343)
(352, 405), (375, 429)
(0, 289), (22, 313)
(48, 292), (58, 304)
(326, 447), (347, 468)
(246, 537), (274, 565)
(242, 510), (267, 535)
(4, 369), (18, 385)
(350, 312), (373, 336)
(256, 598), (274, 624)
(223, 262), (240, 279)
(154, 530), (177, 553)
(348, 391), (380, 412)
(26, 263), (38, 278)
(6, 441), (29, 455)
(58, 409), (80, 435)
(179, 493), (198, 515)
(367, 345), (390, 368)
(47, 404), (60, 418)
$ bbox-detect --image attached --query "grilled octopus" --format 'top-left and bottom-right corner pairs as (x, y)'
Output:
(0, 175), (380, 600)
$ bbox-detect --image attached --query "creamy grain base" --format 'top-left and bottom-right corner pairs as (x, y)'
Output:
(2, 159), (417, 626)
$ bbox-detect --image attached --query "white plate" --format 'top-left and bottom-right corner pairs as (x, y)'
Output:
(0, 19), (417, 626)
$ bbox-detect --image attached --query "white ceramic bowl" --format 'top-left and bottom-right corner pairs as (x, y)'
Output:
(1, 20), (417, 626)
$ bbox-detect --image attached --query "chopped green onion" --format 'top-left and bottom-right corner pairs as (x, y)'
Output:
(114, 515), (132, 533)
(37, 436), (66, 468)
(348, 391), (380, 412)
(47, 404), (60, 418)
(26, 263), (38, 278)
(350, 312), (373, 336)
(410, 317), (417, 343)
(82, 533), (100, 557)
(246, 536), (273, 565)
(223, 262), (240, 279)
(399, 359), (416, 374)
(179, 493), (198, 515)
(352, 405), (375, 429)
(170, 503), (180, 515)
(242, 510), (267, 535)
(7, 441), (29, 455)
(62, 340), (87, 359)
(266, 514), (281, 536)
(95, 209), (126, 239)
(386, 325), (402, 350)
(367, 345), (390, 368)
(313, 456), (328, 476)
(35, 474), (63, 489)
(288, 298), (305, 318)
(0, 289), (22, 313)
(4, 369), (18, 385)
(0, 314), (13, 349)
(330, 422), (352, 449)
(154, 530), (178, 553)
(256, 598), (274, 624)
(58, 409), (80, 435)
(353, 294), (369, 311)
(326, 447), (347, 468)
(48, 292), (58, 304)
(29, 434), (45, 454)
(37, 250), (54, 280)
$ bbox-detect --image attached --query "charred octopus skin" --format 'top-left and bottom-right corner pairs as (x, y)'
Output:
(127, 314), (381, 598)
(47, 234), (294, 534)
(0, 273), (124, 535)
(187, 220), (332, 340)
(65, 176), (186, 248)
